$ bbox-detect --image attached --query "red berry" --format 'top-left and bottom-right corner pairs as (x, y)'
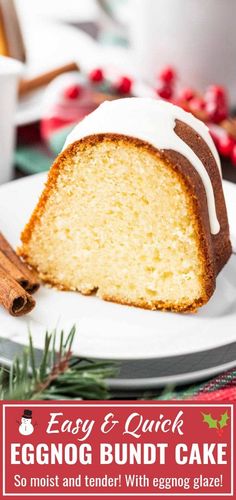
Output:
(89, 68), (104, 83)
(179, 87), (195, 102)
(204, 84), (229, 122)
(218, 135), (235, 157)
(156, 84), (173, 100)
(205, 100), (228, 123)
(158, 66), (176, 84)
(205, 85), (226, 102)
(116, 76), (132, 94)
(231, 144), (236, 166)
(64, 84), (82, 99)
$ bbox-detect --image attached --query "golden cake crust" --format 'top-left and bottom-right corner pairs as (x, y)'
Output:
(20, 124), (232, 313)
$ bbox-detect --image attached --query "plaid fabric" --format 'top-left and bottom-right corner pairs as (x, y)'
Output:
(156, 368), (236, 401)
(193, 368), (236, 401)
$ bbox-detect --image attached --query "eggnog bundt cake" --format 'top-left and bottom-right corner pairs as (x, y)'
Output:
(20, 98), (231, 312)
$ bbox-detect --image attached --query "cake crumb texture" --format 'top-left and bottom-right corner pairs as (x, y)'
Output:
(20, 135), (214, 312)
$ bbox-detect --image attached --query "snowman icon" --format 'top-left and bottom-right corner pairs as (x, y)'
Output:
(19, 409), (34, 436)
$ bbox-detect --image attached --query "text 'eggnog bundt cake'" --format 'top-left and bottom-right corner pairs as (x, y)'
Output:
(20, 98), (232, 312)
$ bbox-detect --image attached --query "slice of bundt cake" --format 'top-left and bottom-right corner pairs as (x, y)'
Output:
(20, 98), (231, 312)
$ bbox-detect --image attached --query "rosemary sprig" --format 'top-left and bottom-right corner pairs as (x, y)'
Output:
(0, 326), (116, 400)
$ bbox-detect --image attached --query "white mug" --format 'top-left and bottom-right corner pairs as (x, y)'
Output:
(0, 56), (23, 184)
(97, 0), (236, 104)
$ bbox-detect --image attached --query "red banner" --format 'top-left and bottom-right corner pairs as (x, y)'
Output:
(0, 401), (234, 498)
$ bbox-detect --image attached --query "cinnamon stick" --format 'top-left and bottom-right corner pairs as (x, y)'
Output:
(19, 62), (79, 97)
(0, 267), (35, 316)
(0, 233), (40, 293)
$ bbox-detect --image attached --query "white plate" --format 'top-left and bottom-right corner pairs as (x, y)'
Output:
(0, 174), (235, 363)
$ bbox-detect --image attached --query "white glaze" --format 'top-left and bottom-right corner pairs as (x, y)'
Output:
(64, 98), (221, 234)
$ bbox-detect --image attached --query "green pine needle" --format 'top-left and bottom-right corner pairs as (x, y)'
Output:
(0, 326), (116, 400)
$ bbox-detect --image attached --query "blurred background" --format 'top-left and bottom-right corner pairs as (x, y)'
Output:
(0, 0), (236, 183)
(0, 1), (235, 402)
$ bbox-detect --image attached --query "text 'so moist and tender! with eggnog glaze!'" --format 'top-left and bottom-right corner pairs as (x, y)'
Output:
(20, 98), (232, 312)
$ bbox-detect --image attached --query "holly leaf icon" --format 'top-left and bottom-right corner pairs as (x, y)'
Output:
(218, 411), (229, 429)
(202, 412), (218, 429)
